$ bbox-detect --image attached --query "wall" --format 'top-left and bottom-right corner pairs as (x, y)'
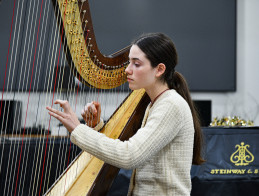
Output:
(192, 0), (259, 125)
(1, 0), (258, 135)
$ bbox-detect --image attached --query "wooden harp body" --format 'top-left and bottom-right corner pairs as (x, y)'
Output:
(46, 0), (150, 195)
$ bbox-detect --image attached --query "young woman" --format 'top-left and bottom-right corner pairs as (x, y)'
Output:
(46, 33), (204, 195)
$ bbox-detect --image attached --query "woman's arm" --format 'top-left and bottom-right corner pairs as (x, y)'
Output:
(70, 99), (185, 169)
(46, 98), (187, 170)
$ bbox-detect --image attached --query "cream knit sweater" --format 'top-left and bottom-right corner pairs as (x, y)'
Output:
(71, 89), (194, 195)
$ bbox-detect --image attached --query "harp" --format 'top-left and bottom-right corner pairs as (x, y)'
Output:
(0, 0), (149, 195)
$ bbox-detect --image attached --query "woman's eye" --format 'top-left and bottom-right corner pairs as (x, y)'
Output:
(135, 63), (140, 67)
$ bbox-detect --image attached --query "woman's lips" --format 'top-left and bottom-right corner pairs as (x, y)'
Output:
(127, 78), (133, 82)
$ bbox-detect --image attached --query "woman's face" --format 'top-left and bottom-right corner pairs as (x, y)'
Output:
(125, 45), (157, 91)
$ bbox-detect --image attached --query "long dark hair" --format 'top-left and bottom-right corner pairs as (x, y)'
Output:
(133, 33), (205, 165)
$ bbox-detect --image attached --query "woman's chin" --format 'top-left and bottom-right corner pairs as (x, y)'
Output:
(129, 86), (142, 91)
(128, 84), (138, 91)
(129, 86), (135, 91)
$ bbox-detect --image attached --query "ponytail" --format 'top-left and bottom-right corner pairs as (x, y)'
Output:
(172, 72), (205, 165)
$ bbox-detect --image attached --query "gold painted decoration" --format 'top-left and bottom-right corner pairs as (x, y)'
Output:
(230, 142), (254, 166)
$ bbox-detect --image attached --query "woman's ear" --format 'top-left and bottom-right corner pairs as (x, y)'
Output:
(155, 63), (166, 78)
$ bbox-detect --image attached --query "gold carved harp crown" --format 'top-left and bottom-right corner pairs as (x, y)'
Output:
(54, 0), (130, 89)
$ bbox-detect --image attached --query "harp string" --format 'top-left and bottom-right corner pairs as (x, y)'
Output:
(58, 0), (83, 191)
(23, 0), (55, 194)
(30, 1), (61, 194)
(46, 2), (71, 194)
(54, 1), (118, 194)
(1, 2), (32, 192)
(37, 0), (72, 194)
(0, 0), (53, 195)
(4, 0), (35, 194)
(46, 1), (78, 193)
(38, 0), (92, 194)
(12, 0), (54, 194)
(65, 3), (91, 189)
(0, 0), (19, 183)
(37, 0), (65, 194)
(13, 0), (46, 194)
(61, 2), (100, 192)
(2, 0), (16, 193)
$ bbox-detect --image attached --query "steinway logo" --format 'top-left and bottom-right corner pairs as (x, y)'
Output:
(230, 142), (254, 166)
(210, 142), (258, 175)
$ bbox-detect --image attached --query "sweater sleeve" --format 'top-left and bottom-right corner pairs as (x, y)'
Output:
(70, 99), (185, 169)
(92, 118), (104, 131)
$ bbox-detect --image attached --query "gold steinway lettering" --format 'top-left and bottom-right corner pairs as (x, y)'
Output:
(210, 169), (247, 175)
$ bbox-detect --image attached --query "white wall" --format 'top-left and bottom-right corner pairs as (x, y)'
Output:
(192, 0), (259, 125)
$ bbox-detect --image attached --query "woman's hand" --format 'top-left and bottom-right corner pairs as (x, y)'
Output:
(81, 101), (101, 128)
(46, 100), (80, 133)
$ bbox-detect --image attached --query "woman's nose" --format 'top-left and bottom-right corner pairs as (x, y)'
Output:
(125, 63), (132, 75)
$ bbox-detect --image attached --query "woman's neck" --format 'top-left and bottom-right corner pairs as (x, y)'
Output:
(145, 83), (169, 104)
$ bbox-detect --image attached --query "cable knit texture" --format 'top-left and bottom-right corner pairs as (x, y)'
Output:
(71, 89), (194, 196)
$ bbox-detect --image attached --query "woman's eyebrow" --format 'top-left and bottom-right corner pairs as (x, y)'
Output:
(128, 57), (143, 62)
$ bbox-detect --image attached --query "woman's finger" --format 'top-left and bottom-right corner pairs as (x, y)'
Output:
(47, 110), (65, 123)
(85, 115), (95, 121)
(46, 100), (80, 133)
(82, 103), (97, 116)
(81, 111), (93, 118)
(46, 106), (66, 118)
(88, 104), (97, 115)
(93, 101), (100, 112)
(81, 107), (90, 119)
(54, 99), (66, 106)
(54, 99), (71, 112)
(81, 109), (86, 117)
